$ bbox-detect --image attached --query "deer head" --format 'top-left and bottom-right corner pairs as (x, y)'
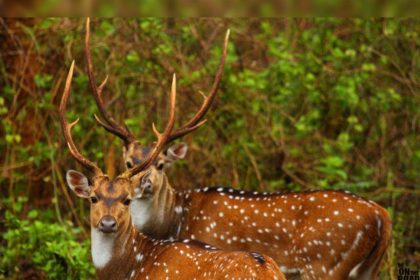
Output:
(129, 142), (186, 197)
(66, 170), (131, 234)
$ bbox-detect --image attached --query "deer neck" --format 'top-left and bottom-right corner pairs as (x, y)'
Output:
(94, 222), (152, 280)
(91, 221), (131, 271)
(131, 173), (179, 239)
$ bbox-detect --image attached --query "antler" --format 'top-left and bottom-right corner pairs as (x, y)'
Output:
(86, 17), (229, 147)
(60, 60), (103, 176)
(166, 28), (230, 142)
(122, 74), (177, 178)
(85, 18), (136, 145)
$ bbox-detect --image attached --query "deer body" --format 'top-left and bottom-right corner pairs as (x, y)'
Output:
(132, 167), (392, 280)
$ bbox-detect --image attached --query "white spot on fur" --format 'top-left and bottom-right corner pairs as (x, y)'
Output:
(280, 266), (301, 274)
(136, 253), (144, 262)
(175, 206), (183, 214)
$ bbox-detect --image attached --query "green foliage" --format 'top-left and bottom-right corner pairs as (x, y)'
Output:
(217, 18), (419, 193)
(0, 199), (95, 279)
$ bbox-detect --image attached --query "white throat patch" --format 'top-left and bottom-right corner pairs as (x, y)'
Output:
(91, 228), (115, 269)
(130, 199), (152, 230)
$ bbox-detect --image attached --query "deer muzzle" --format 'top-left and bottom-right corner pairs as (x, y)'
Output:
(98, 215), (117, 233)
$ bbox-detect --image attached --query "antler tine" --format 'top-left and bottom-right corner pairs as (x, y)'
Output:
(60, 61), (103, 176)
(167, 29), (230, 142)
(124, 74), (177, 178)
(85, 18), (136, 145)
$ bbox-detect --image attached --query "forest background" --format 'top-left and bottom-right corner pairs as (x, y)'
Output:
(0, 18), (418, 279)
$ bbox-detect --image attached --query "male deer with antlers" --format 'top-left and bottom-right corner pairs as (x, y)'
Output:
(61, 60), (285, 280)
(85, 19), (392, 279)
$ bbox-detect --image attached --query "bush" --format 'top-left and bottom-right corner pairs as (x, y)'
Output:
(0, 198), (95, 279)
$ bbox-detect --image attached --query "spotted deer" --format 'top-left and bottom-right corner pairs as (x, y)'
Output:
(85, 19), (392, 280)
(61, 60), (286, 280)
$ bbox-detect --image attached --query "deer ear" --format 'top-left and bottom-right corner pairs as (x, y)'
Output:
(66, 170), (91, 198)
(165, 143), (188, 165)
(140, 169), (152, 186)
(133, 170), (153, 198)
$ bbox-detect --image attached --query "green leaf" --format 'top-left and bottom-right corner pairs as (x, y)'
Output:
(321, 156), (345, 168)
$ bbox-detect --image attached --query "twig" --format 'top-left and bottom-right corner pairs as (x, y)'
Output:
(242, 143), (264, 191)
(282, 168), (313, 189)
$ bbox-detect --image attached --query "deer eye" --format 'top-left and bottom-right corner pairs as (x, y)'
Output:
(123, 198), (131, 206)
(90, 197), (98, 204)
(156, 161), (165, 170)
(126, 161), (133, 168)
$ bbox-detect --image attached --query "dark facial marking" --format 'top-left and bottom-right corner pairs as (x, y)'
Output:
(103, 197), (115, 207)
(132, 156), (141, 165)
(134, 146), (165, 168)
(138, 147), (152, 164)
(107, 182), (115, 193)
(94, 191), (128, 207)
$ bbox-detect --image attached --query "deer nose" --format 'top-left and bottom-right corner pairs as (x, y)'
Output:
(99, 215), (117, 233)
